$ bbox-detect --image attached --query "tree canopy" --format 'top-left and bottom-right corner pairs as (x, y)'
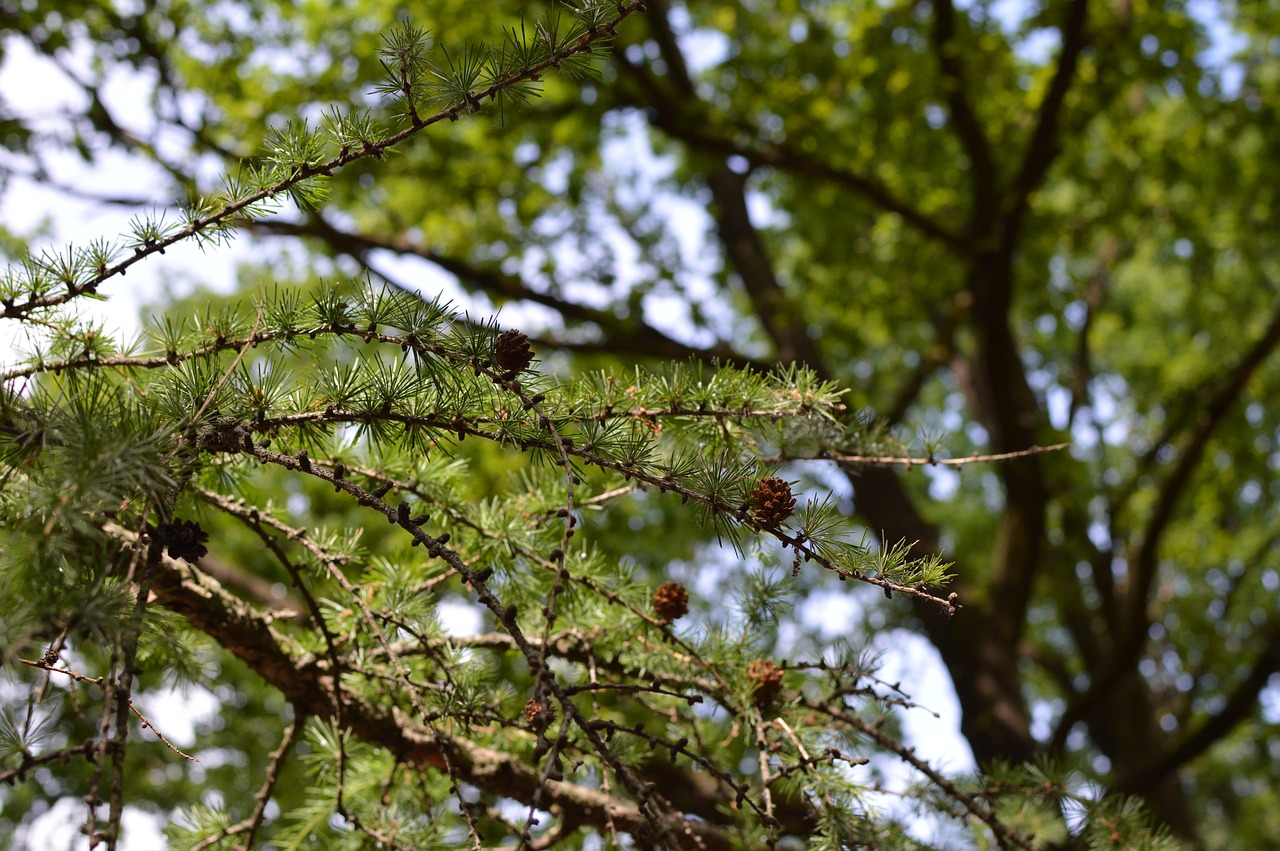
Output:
(1, 0), (1278, 848)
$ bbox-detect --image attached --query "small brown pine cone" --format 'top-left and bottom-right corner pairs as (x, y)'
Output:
(747, 658), (784, 706)
(524, 698), (555, 730)
(750, 476), (796, 527)
(493, 329), (534, 375)
(653, 581), (690, 621)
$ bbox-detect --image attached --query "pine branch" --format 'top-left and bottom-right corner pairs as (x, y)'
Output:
(0, 0), (648, 324)
(121, 523), (740, 847)
(803, 696), (1039, 851)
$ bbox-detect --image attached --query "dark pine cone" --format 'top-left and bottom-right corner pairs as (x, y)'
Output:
(747, 658), (785, 706)
(653, 581), (690, 621)
(493, 329), (534, 375)
(152, 519), (209, 564)
(524, 698), (555, 731)
(750, 476), (796, 527)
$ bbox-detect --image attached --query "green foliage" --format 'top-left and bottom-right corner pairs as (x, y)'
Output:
(4, 0), (1276, 848)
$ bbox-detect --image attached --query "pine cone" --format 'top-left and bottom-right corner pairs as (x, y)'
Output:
(152, 519), (209, 563)
(653, 581), (689, 621)
(493, 329), (534, 375)
(747, 658), (784, 706)
(750, 476), (795, 527)
(524, 698), (555, 730)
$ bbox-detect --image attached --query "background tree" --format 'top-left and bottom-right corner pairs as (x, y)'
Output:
(1, 0), (1277, 848)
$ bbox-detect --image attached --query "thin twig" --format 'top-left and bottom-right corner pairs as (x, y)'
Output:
(818, 442), (1071, 468)
(804, 697), (1038, 851)
(128, 700), (198, 761)
(229, 715), (305, 851)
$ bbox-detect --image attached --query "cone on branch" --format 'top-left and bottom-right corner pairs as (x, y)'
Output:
(653, 581), (689, 621)
(747, 658), (784, 706)
(494, 329), (534, 375)
(750, 476), (795, 527)
(524, 698), (555, 731)
(151, 519), (209, 564)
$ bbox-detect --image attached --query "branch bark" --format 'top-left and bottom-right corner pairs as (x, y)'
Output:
(931, 0), (999, 220)
(146, 548), (746, 848)
(1117, 619), (1280, 791)
(1005, 0), (1092, 230)
(1125, 304), (1280, 658)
